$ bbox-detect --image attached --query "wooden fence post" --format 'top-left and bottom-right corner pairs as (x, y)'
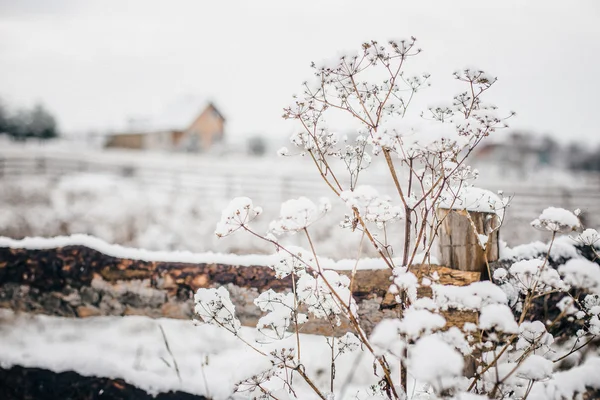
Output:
(436, 208), (500, 278)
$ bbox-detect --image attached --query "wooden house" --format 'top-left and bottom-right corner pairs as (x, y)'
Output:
(105, 102), (225, 152)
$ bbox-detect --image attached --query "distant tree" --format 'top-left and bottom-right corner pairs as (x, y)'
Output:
(0, 99), (59, 140)
(28, 103), (58, 139)
(8, 110), (31, 141)
(0, 100), (8, 134)
(580, 144), (600, 171)
(592, 144), (600, 171)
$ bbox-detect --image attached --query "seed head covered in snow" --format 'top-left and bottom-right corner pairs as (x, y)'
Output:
(439, 186), (505, 215)
(589, 315), (600, 335)
(500, 235), (582, 263)
(573, 228), (599, 247)
(398, 309), (446, 339)
(528, 357), (600, 400)
(340, 143), (372, 175)
(271, 246), (314, 278)
(334, 332), (361, 355)
(254, 289), (305, 339)
(369, 319), (404, 357)
(269, 197), (326, 235)
(340, 186), (403, 226)
(298, 128), (339, 151)
(277, 147), (290, 156)
(479, 304), (518, 334)
(295, 270), (356, 323)
(507, 259), (569, 294)
(370, 116), (475, 158)
(509, 259), (543, 289)
(215, 197), (262, 238)
(515, 355), (553, 381)
(194, 287), (241, 334)
(556, 296), (579, 315)
(517, 321), (554, 352)
(573, 301), (599, 335)
(493, 268), (508, 281)
(438, 327), (472, 356)
(583, 294), (600, 316)
(531, 207), (580, 233)
(409, 335), (464, 389)
(558, 258), (600, 293)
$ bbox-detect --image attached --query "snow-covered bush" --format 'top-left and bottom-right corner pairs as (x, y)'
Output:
(190, 39), (598, 399)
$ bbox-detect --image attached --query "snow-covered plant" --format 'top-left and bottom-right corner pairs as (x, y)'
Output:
(215, 197), (263, 238)
(194, 286), (241, 334)
(531, 207), (581, 233)
(282, 39), (513, 272)
(193, 39), (600, 400)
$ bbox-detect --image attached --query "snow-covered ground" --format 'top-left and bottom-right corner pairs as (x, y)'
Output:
(1, 307), (599, 400)
(0, 310), (384, 400)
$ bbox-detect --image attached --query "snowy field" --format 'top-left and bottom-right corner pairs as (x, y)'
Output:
(1, 146), (599, 259)
(0, 310), (382, 400)
(1, 305), (599, 400)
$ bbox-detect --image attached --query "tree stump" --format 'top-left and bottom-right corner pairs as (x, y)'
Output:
(436, 208), (500, 278)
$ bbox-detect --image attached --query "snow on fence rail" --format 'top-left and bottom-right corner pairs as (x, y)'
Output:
(1, 150), (600, 235)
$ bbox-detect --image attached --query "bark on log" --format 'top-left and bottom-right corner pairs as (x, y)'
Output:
(436, 208), (500, 278)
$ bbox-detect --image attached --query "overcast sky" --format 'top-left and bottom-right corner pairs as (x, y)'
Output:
(0, 0), (599, 144)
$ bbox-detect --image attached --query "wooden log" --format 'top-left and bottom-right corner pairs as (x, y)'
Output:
(0, 247), (479, 307)
(436, 208), (500, 278)
(0, 245), (482, 336)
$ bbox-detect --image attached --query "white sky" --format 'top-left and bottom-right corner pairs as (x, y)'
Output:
(0, 0), (599, 144)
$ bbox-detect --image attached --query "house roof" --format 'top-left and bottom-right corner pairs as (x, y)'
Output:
(206, 102), (226, 122)
(112, 96), (224, 134)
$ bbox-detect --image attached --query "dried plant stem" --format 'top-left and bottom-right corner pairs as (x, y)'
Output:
(158, 324), (182, 384)
(553, 335), (596, 364)
(291, 272), (302, 362)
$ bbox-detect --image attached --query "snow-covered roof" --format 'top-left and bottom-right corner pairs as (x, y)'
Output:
(113, 95), (224, 134)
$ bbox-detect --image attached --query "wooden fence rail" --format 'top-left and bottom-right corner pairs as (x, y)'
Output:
(0, 242), (483, 337)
